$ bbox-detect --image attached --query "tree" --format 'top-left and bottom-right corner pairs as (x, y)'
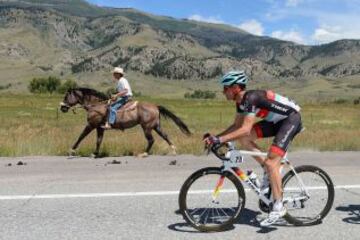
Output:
(28, 76), (61, 94)
(57, 79), (78, 94)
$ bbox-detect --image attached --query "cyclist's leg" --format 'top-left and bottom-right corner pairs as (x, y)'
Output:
(260, 113), (302, 226)
(238, 129), (265, 165)
(239, 120), (277, 165)
(266, 113), (302, 198)
(264, 152), (283, 201)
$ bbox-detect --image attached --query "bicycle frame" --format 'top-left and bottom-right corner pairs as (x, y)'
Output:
(213, 142), (310, 207)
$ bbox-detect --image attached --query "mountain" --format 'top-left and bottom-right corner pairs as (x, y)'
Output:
(0, 0), (359, 99)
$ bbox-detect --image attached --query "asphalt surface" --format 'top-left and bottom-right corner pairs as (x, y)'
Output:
(0, 151), (359, 240)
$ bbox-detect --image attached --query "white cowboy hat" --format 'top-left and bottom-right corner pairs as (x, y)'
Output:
(112, 67), (124, 74)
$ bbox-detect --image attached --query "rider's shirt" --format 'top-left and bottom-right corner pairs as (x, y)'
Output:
(117, 77), (133, 97)
(237, 90), (301, 123)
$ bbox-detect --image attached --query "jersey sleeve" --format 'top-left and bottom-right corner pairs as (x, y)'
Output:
(237, 92), (257, 116)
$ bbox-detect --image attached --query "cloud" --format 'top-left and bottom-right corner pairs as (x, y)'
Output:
(311, 26), (342, 43)
(271, 30), (305, 44)
(311, 14), (360, 43)
(188, 14), (224, 24)
(238, 19), (264, 36)
(285, 0), (303, 7)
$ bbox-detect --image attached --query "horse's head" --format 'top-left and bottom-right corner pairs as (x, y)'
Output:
(60, 89), (83, 113)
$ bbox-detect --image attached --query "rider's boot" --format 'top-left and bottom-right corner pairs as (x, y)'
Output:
(101, 122), (112, 130)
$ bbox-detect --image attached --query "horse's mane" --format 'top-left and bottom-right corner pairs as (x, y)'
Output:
(71, 87), (108, 100)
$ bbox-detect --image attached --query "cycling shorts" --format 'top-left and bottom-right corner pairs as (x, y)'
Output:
(253, 112), (302, 157)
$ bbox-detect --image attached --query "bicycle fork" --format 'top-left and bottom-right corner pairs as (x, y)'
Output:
(212, 176), (225, 202)
(211, 167), (272, 206)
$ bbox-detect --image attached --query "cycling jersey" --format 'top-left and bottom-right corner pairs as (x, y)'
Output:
(236, 90), (302, 157)
(236, 90), (300, 123)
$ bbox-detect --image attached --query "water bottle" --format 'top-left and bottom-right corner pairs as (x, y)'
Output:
(247, 170), (260, 188)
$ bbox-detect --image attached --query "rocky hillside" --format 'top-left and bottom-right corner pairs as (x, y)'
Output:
(1, 0), (360, 91)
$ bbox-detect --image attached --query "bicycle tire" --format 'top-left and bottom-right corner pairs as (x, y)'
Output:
(179, 167), (246, 232)
(282, 165), (335, 226)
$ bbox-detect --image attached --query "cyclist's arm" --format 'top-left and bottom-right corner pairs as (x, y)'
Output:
(217, 114), (244, 137)
(219, 115), (256, 143)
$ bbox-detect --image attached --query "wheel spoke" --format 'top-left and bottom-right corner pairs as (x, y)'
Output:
(283, 166), (334, 226)
(179, 168), (245, 231)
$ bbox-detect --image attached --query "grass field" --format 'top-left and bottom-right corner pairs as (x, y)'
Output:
(0, 93), (359, 157)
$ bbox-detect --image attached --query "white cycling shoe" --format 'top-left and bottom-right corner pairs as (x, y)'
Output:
(260, 207), (287, 227)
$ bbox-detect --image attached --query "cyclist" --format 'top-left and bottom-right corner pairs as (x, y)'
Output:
(102, 67), (133, 129)
(204, 70), (303, 227)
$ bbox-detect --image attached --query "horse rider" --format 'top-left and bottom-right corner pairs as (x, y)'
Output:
(102, 67), (133, 129)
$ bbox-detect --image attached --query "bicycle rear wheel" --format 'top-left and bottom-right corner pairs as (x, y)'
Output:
(179, 167), (245, 232)
(282, 165), (335, 226)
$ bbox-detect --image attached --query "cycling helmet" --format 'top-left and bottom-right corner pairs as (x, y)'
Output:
(220, 71), (248, 87)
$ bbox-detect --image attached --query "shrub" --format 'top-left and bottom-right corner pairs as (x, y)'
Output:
(29, 77), (78, 94)
(0, 83), (12, 90)
(333, 98), (348, 104)
(354, 97), (360, 105)
(28, 76), (61, 94)
(57, 79), (78, 94)
(184, 90), (216, 99)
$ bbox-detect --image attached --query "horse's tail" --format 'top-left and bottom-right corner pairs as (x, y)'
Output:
(158, 106), (191, 136)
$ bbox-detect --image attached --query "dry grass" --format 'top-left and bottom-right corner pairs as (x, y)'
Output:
(0, 94), (359, 157)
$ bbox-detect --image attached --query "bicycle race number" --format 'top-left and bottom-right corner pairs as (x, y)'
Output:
(228, 151), (243, 166)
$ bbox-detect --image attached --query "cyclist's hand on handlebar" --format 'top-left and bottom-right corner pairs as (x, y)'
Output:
(202, 132), (211, 140)
(203, 135), (221, 147)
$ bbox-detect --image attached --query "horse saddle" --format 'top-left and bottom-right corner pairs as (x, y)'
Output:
(118, 100), (138, 112)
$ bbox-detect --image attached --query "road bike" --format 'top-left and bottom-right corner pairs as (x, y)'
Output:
(178, 142), (335, 231)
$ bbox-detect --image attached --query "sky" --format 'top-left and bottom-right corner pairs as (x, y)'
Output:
(87, 0), (360, 45)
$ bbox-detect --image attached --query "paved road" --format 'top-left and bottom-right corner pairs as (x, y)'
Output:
(0, 152), (359, 240)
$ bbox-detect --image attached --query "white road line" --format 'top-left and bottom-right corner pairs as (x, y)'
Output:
(0, 185), (359, 200)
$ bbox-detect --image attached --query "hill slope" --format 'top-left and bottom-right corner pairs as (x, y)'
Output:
(0, 0), (359, 99)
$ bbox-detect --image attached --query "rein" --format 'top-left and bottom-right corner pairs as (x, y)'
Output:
(63, 99), (111, 115)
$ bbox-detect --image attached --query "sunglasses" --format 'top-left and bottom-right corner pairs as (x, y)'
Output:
(223, 86), (232, 92)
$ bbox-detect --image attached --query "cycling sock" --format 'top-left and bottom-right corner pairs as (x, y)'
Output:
(273, 199), (284, 211)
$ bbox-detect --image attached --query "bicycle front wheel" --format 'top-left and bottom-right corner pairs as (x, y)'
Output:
(282, 165), (335, 226)
(179, 167), (245, 232)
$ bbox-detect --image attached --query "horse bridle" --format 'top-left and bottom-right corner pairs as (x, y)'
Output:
(60, 90), (111, 114)
(59, 90), (85, 114)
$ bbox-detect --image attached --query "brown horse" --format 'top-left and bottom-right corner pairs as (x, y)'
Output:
(59, 88), (191, 157)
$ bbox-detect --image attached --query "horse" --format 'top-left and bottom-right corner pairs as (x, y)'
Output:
(59, 88), (191, 157)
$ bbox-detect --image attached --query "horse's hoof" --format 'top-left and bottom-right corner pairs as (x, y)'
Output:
(170, 145), (177, 156)
(68, 149), (76, 156)
(137, 152), (149, 158)
(90, 153), (97, 158)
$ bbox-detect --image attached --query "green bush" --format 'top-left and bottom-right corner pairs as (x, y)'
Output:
(28, 76), (61, 94)
(333, 98), (348, 104)
(28, 77), (78, 94)
(184, 90), (216, 99)
(0, 83), (12, 90)
(354, 97), (360, 105)
(57, 79), (78, 94)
